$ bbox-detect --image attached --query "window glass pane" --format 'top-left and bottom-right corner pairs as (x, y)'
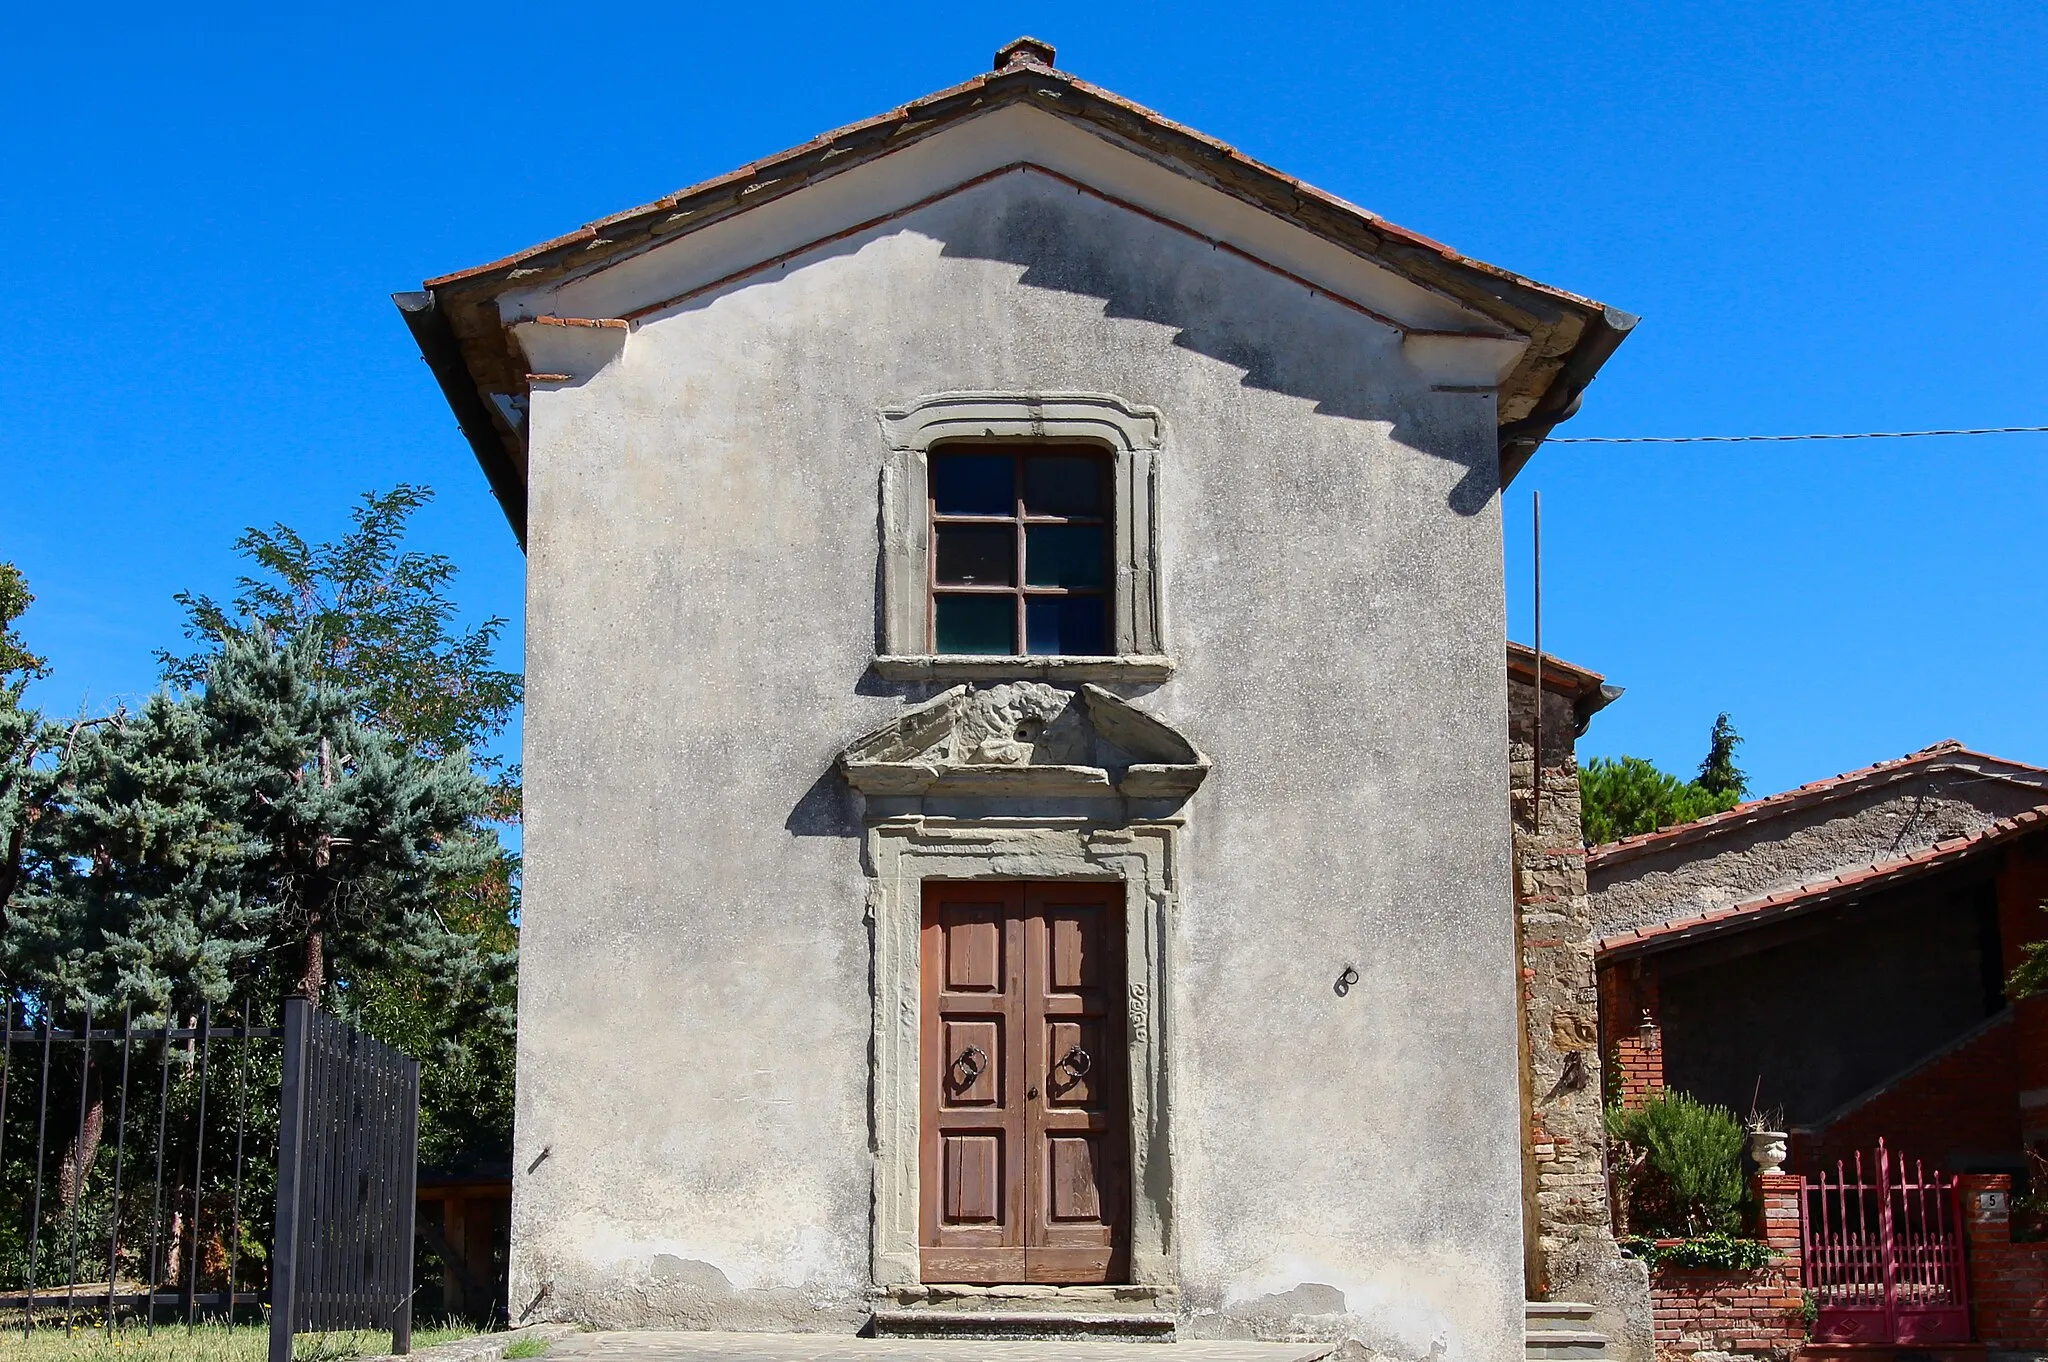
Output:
(1026, 596), (1108, 657)
(932, 452), (1015, 516)
(1024, 524), (1106, 589)
(935, 524), (1016, 586)
(936, 594), (1017, 655)
(1022, 455), (1105, 517)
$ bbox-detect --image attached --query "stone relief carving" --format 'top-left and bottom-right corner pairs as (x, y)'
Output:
(839, 681), (1207, 803)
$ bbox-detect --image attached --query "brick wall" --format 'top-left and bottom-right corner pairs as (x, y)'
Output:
(1791, 1012), (2017, 1177)
(1599, 957), (1665, 1107)
(1960, 1172), (2048, 1348)
(1649, 1174), (1807, 1362)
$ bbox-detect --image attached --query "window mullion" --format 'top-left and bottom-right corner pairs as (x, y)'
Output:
(1013, 453), (1027, 655)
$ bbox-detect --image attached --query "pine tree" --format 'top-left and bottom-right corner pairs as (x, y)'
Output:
(0, 562), (55, 935)
(1696, 713), (1748, 799)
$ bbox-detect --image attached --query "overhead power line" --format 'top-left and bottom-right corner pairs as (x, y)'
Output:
(1548, 425), (2048, 445)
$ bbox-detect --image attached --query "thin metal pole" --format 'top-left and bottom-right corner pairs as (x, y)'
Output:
(25, 1015), (54, 1337)
(143, 1017), (172, 1335)
(269, 998), (311, 1362)
(0, 1001), (13, 1223)
(227, 999), (251, 1321)
(1531, 491), (1543, 834)
(104, 1006), (133, 1335)
(185, 1003), (211, 1327)
(64, 1005), (94, 1333)
(392, 1053), (419, 1355)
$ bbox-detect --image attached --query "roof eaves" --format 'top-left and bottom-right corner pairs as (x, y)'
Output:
(1596, 803), (2048, 959)
(1586, 741), (2048, 870)
(404, 56), (1633, 547)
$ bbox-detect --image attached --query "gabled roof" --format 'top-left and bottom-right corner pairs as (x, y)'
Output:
(395, 38), (1635, 546)
(1587, 740), (2048, 872)
(1597, 802), (2048, 959)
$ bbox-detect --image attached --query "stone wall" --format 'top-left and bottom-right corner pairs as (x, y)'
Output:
(1509, 665), (1652, 1362)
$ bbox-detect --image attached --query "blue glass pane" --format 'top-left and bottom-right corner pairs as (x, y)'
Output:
(936, 594), (1016, 655)
(1022, 455), (1106, 516)
(931, 453), (1014, 515)
(935, 524), (1015, 585)
(1025, 525), (1106, 588)
(1026, 596), (1108, 656)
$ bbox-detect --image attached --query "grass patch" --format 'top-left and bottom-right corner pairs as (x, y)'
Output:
(503, 1339), (551, 1359)
(0, 1320), (479, 1360)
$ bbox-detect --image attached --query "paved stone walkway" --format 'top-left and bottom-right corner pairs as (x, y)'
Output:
(545, 1333), (1339, 1362)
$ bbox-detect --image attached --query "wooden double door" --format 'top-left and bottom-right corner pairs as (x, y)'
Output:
(919, 881), (1129, 1284)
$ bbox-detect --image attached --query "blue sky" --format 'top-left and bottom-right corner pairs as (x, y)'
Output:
(3, 1), (2044, 799)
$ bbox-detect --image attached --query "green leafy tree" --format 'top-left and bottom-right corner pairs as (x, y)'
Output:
(161, 484), (522, 802)
(1581, 715), (1751, 844)
(1607, 1089), (1749, 1238)
(0, 561), (49, 684)
(160, 489), (522, 1170)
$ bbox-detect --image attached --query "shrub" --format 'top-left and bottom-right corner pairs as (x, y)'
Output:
(1618, 1232), (1775, 1271)
(1608, 1089), (1748, 1237)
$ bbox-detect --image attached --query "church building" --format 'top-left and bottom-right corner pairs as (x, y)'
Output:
(398, 38), (1634, 1358)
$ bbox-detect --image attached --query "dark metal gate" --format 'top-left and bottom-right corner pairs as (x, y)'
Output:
(270, 997), (420, 1361)
(1803, 1140), (1971, 1345)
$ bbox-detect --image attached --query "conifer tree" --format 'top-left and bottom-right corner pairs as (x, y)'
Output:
(0, 561), (55, 935)
(1695, 713), (1748, 799)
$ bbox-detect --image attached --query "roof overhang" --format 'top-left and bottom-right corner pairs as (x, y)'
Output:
(1506, 642), (1624, 737)
(1598, 803), (2048, 961)
(398, 45), (1636, 547)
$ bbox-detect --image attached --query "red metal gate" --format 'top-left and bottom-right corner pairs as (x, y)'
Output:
(1803, 1140), (1971, 1345)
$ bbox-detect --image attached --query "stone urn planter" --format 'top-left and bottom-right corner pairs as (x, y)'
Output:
(1748, 1129), (1789, 1174)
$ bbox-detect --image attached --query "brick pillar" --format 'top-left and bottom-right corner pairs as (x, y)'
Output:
(1960, 1173), (2016, 1347)
(1756, 1172), (1805, 1278)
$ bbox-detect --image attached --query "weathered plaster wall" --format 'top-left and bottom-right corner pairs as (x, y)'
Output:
(512, 167), (1523, 1358)
(1507, 674), (1652, 1362)
(1589, 771), (2047, 939)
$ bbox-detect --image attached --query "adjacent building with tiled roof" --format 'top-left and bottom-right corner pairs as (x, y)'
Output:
(1590, 742), (2048, 1184)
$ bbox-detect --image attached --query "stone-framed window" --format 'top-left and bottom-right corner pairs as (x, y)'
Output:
(876, 392), (1168, 682)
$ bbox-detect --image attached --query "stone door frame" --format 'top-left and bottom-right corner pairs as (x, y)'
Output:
(865, 817), (1177, 1287)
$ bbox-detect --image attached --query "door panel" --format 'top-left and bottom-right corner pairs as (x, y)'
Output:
(921, 881), (1129, 1284)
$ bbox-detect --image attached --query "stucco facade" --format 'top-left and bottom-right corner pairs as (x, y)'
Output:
(401, 41), (1632, 1359)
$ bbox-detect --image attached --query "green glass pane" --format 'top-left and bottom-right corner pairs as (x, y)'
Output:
(1022, 455), (1106, 516)
(935, 594), (1016, 655)
(934, 524), (1015, 585)
(1024, 524), (1106, 588)
(1026, 597), (1108, 656)
(932, 452), (1014, 515)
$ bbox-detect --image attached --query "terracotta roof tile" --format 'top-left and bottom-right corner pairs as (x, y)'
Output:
(1585, 740), (2048, 869)
(1597, 802), (2048, 958)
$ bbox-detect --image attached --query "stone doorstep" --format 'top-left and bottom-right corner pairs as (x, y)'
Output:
(887, 1283), (1178, 1310)
(868, 1309), (1179, 1341)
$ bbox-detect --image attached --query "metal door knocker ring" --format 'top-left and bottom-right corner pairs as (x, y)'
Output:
(1056, 1046), (1092, 1080)
(952, 1046), (988, 1087)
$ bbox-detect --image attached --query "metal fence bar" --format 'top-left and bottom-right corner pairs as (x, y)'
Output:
(24, 1017), (54, 1336)
(63, 1005), (93, 1333)
(104, 1006), (134, 1335)
(143, 1018), (172, 1335)
(268, 998), (310, 1362)
(185, 1003), (212, 1328)
(227, 999), (251, 1318)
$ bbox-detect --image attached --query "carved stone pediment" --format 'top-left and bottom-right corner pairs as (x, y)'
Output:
(839, 682), (1208, 803)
